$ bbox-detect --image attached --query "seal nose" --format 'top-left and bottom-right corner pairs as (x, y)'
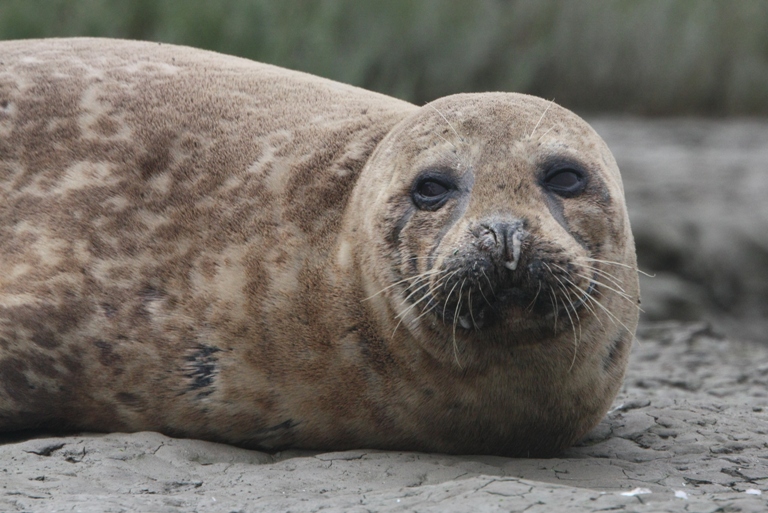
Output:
(478, 220), (526, 271)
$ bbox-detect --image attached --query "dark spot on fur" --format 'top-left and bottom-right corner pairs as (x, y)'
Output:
(604, 332), (629, 371)
(60, 354), (83, 375)
(256, 419), (296, 434)
(283, 126), (386, 238)
(116, 392), (142, 407)
(140, 286), (164, 302)
(30, 327), (59, 349)
(3, 303), (87, 347)
(183, 345), (221, 396)
(95, 117), (120, 137)
(0, 358), (32, 402)
(0, 100), (9, 109)
(357, 326), (396, 375)
(137, 135), (172, 179)
(101, 303), (118, 318)
(28, 353), (60, 378)
(139, 286), (166, 317)
(243, 419), (299, 451)
(388, 205), (415, 247)
(94, 340), (121, 366)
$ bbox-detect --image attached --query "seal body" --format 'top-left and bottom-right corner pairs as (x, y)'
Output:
(0, 38), (639, 456)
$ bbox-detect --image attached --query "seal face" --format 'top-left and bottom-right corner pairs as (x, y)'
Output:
(353, 94), (638, 371)
(0, 38), (639, 456)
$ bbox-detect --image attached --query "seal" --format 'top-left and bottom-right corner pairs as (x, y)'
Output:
(0, 38), (639, 456)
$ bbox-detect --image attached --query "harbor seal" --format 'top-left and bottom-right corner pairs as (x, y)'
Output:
(0, 38), (639, 456)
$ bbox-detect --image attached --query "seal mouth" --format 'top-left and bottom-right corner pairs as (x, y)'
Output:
(450, 274), (598, 331)
(403, 254), (599, 332)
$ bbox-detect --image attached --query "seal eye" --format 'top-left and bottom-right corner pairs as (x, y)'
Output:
(543, 167), (586, 196)
(418, 180), (448, 198)
(412, 175), (454, 210)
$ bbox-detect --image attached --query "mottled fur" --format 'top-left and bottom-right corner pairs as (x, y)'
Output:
(0, 38), (639, 456)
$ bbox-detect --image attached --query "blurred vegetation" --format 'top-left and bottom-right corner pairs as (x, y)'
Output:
(2, 0), (768, 115)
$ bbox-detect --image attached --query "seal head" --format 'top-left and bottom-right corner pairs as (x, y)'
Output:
(342, 93), (638, 453)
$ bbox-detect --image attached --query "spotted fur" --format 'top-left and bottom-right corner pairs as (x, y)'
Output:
(0, 38), (639, 456)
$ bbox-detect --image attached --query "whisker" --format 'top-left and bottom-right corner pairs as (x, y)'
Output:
(451, 279), (467, 369)
(434, 268), (462, 294)
(442, 279), (461, 326)
(399, 279), (435, 307)
(557, 275), (586, 372)
(477, 281), (493, 309)
(418, 268), (461, 325)
(547, 288), (559, 332)
(389, 268), (456, 336)
(572, 272), (642, 312)
(583, 265), (629, 293)
(434, 131), (458, 152)
(525, 280), (543, 312)
(578, 257), (655, 278)
(392, 285), (437, 336)
(551, 263), (630, 303)
(427, 104), (463, 145)
(529, 99), (554, 139)
(552, 274), (579, 328)
(544, 262), (569, 333)
(558, 262), (640, 310)
(549, 265), (630, 335)
(412, 301), (439, 324)
(480, 269), (497, 299)
(553, 278), (579, 372)
(557, 273), (603, 329)
(536, 124), (557, 141)
(467, 290), (477, 330)
(363, 269), (441, 301)
(582, 288), (635, 336)
(423, 268), (460, 306)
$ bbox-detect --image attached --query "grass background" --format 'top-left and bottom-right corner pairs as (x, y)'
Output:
(2, 0), (767, 114)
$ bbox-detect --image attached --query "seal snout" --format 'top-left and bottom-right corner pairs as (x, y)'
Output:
(420, 217), (597, 332)
(476, 219), (527, 271)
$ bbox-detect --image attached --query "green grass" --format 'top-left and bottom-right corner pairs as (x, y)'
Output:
(2, 0), (767, 114)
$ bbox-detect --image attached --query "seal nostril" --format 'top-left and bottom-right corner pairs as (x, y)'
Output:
(481, 220), (526, 270)
(480, 225), (498, 244)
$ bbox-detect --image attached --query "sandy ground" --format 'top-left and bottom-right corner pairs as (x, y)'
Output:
(2, 119), (767, 512)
